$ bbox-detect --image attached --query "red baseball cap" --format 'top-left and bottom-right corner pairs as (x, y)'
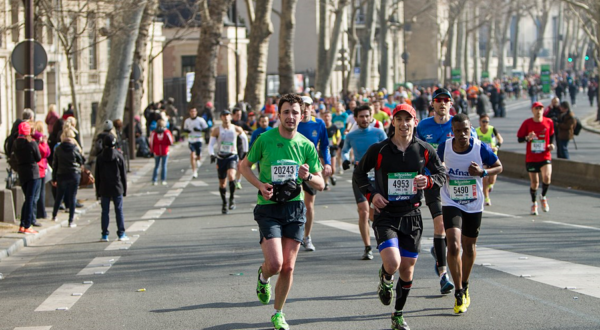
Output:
(531, 101), (544, 109)
(205, 102), (213, 108)
(392, 104), (417, 119)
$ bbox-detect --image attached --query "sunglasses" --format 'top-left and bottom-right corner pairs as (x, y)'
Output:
(481, 120), (489, 123)
(434, 98), (452, 103)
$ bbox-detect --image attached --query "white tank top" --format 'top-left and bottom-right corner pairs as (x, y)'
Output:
(441, 138), (484, 213)
(217, 125), (238, 157)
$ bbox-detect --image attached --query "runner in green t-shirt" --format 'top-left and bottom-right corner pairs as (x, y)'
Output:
(240, 93), (324, 330)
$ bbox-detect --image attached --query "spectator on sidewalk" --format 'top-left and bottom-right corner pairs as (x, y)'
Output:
(556, 101), (576, 160)
(45, 104), (60, 134)
(95, 134), (128, 242)
(33, 121), (51, 222)
(149, 119), (174, 185)
(588, 80), (598, 107)
(13, 122), (41, 234)
(51, 128), (85, 227)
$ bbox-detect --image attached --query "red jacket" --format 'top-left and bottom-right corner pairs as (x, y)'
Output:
(37, 141), (50, 178)
(149, 129), (173, 156)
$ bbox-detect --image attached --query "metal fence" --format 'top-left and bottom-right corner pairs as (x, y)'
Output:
(162, 75), (229, 115)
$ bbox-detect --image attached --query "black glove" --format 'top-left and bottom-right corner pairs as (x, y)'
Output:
(342, 160), (351, 171)
(239, 152), (247, 160)
(183, 129), (191, 133)
(210, 155), (217, 164)
(193, 127), (202, 132)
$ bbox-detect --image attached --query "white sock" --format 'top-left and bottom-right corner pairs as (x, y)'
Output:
(273, 309), (282, 315)
(260, 273), (269, 284)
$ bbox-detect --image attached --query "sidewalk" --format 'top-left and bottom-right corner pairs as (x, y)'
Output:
(0, 136), (162, 264)
(582, 110), (600, 134)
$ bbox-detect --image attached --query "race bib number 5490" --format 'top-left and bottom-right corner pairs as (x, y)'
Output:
(449, 179), (477, 202)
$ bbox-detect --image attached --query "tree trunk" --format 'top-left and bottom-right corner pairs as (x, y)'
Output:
(378, 0), (389, 91)
(496, 7), (512, 79)
(444, 22), (455, 85)
(95, 1), (146, 132)
(483, 20), (494, 74)
(559, 15), (571, 71)
(512, 3), (520, 69)
(278, 0), (298, 94)
(472, 6), (480, 83)
(463, 9), (469, 85)
(190, 0), (234, 113)
(359, 0), (376, 89)
(66, 55), (81, 144)
(315, 0), (349, 95)
(344, 4), (360, 93)
(244, 0), (274, 112)
(554, 1), (563, 72)
(456, 13), (465, 83)
(316, 0), (327, 93)
(528, 1), (550, 73)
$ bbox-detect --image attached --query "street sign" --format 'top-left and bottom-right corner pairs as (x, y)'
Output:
(11, 40), (48, 76)
(482, 71), (489, 79)
(540, 64), (551, 94)
(451, 69), (461, 83)
(15, 78), (43, 91)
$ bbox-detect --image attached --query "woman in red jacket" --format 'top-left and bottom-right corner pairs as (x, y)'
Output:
(149, 118), (174, 185)
(33, 121), (51, 223)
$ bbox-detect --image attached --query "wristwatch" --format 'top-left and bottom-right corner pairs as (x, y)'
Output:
(305, 173), (313, 181)
(481, 170), (488, 178)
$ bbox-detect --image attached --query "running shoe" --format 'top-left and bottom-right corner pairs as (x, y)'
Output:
(330, 176), (337, 186)
(271, 312), (289, 330)
(540, 196), (549, 212)
(118, 235), (130, 241)
(256, 266), (271, 305)
(100, 235), (109, 242)
(161, 181), (167, 186)
(391, 311), (410, 330)
(454, 290), (467, 314)
(22, 227), (38, 234)
(18, 227), (25, 234)
(69, 222), (77, 228)
(362, 246), (373, 260)
(324, 183), (330, 191)
(530, 202), (538, 216)
(235, 181), (242, 190)
(192, 170), (198, 178)
(377, 267), (394, 306)
(152, 181), (157, 186)
(464, 285), (471, 308)
(430, 246), (439, 277)
(440, 273), (455, 295)
(302, 236), (315, 251)
(229, 199), (236, 210)
(484, 197), (491, 206)
(488, 184), (494, 193)
(222, 204), (228, 215)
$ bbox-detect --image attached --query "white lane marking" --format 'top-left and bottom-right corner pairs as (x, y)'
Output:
(346, 180), (352, 183)
(317, 220), (375, 238)
(129, 191), (160, 197)
(483, 210), (522, 218)
(14, 327), (52, 330)
(209, 192), (240, 198)
(141, 208), (166, 219)
(544, 221), (600, 231)
(321, 219), (600, 299)
(172, 181), (189, 189)
(35, 282), (93, 311)
(154, 197), (175, 207)
(77, 257), (120, 276)
(477, 247), (600, 299)
(189, 180), (209, 187)
(127, 220), (156, 232)
(104, 236), (140, 251)
(184, 169), (194, 176)
(164, 189), (183, 198)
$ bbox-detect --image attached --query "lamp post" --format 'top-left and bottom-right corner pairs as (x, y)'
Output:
(402, 23), (412, 85)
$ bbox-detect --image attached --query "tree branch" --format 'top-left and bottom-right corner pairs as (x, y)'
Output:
(567, 3), (599, 48)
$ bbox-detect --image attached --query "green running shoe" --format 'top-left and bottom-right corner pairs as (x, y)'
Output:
(391, 311), (410, 330)
(271, 312), (290, 330)
(378, 267), (394, 306)
(256, 266), (271, 305)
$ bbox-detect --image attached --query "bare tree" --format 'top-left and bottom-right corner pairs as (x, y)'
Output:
(527, 0), (553, 73)
(315, 0), (349, 95)
(189, 0), (234, 112)
(244, 0), (274, 112)
(358, 0), (375, 89)
(278, 0), (298, 94)
(494, 2), (513, 78)
(441, 0), (468, 84)
(378, 0), (389, 90)
(344, 0), (368, 92)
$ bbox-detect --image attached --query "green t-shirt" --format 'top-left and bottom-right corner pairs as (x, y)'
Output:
(247, 128), (323, 205)
(373, 111), (390, 124)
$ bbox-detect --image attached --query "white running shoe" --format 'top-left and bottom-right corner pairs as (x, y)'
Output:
(193, 170), (198, 178)
(303, 236), (316, 251)
(540, 196), (549, 212)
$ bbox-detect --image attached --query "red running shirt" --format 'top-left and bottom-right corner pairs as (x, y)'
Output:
(517, 117), (555, 162)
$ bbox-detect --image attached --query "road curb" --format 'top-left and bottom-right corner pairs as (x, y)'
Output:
(581, 113), (600, 135)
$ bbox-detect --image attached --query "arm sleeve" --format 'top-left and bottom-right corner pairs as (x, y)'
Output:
(208, 136), (217, 156)
(182, 119), (191, 133)
(516, 121), (527, 141)
(353, 144), (381, 203)
(31, 142), (42, 163)
(342, 134), (352, 161)
(239, 132), (249, 153)
(424, 145), (447, 189)
(120, 154), (127, 196)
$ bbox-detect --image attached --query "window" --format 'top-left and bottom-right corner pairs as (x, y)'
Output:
(181, 55), (196, 76)
(88, 13), (97, 70)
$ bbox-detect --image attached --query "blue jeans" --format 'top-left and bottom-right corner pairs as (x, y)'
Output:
(52, 175), (80, 222)
(557, 138), (570, 159)
(20, 178), (41, 229)
(152, 155), (169, 182)
(36, 179), (47, 219)
(101, 195), (125, 237)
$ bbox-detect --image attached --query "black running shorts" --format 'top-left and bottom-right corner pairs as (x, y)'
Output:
(525, 160), (551, 173)
(442, 206), (482, 238)
(254, 201), (306, 244)
(373, 209), (423, 254)
(424, 186), (443, 218)
(216, 155), (239, 179)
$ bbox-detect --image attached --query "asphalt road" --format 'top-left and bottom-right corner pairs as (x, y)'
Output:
(1, 104), (600, 330)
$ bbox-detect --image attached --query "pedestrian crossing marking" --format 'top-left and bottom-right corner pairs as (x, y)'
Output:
(35, 283), (93, 312)
(154, 197), (175, 207)
(77, 256), (120, 276)
(164, 189), (183, 198)
(104, 236), (140, 251)
(14, 326), (52, 330)
(127, 220), (156, 232)
(189, 180), (209, 187)
(141, 208), (166, 219)
(544, 221), (600, 231)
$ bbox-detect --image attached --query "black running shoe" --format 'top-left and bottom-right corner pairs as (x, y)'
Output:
(222, 204), (228, 214)
(229, 199), (236, 210)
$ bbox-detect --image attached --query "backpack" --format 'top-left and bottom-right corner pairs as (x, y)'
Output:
(573, 117), (583, 136)
(7, 140), (19, 171)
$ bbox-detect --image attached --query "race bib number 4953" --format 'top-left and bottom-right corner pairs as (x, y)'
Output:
(449, 179), (477, 203)
(388, 172), (417, 201)
(271, 160), (299, 184)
